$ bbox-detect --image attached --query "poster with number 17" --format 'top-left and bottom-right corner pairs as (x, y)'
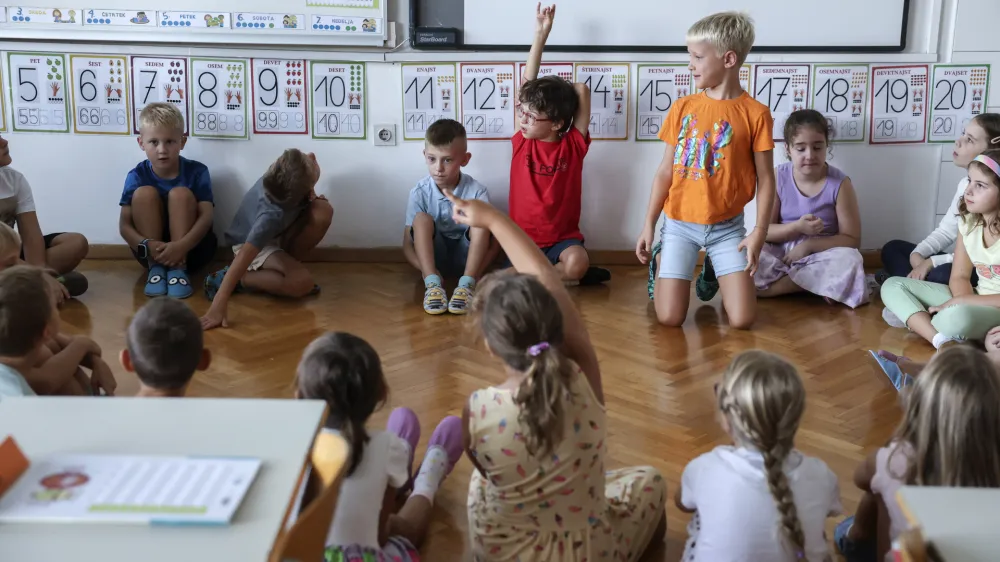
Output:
(869, 65), (928, 145)
(753, 64), (810, 142)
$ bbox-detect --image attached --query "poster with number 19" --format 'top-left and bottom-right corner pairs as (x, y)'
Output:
(869, 65), (928, 145)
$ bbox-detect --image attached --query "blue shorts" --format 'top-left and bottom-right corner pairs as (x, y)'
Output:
(411, 225), (471, 278)
(501, 238), (584, 268)
(657, 213), (747, 281)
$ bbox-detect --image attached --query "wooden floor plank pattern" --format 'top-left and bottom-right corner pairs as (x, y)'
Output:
(59, 261), (934, 561)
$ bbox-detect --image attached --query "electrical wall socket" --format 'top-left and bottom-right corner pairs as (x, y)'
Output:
(373, 123), (396, 146)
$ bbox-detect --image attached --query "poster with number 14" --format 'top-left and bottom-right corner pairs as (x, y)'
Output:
(190, 58), (249, 140)
(574, 63), (630, 141)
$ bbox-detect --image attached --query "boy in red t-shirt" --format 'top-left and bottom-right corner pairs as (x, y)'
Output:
(509, 4), (610, 285)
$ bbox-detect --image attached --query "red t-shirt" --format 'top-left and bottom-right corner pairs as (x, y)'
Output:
(509, 128), (590, 247)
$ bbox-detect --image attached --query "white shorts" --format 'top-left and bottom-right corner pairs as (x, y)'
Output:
(233, 244), (282, 272)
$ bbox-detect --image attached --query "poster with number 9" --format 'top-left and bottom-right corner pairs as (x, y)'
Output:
(868, 65), (928, 145)
(6, 52), (70, 134)
(70, 55), (131, 135)
(310, 61), (367, 140)
(190, 58), (249, 140)
(130, 56), (189, 135)
(251, 58), (308, 135)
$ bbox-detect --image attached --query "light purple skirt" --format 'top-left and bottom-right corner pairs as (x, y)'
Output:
(754, 239), (869, 308)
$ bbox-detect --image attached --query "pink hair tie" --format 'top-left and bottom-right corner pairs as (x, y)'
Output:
(973, 154), (1000, 177)
(528, 342), (550, 356)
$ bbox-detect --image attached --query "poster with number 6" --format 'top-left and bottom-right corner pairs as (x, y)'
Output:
(190, 58), (248, 140)
(130, 56), (189, 135)
(251, 59), (308, 135)
(928, 64), (990, 143)
(869, 65), (928, 145)
(310, 61), (367, 140)
(70, 55), (130, 135)
(6, 52), (70, 134)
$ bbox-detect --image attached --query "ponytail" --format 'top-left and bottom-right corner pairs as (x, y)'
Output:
(514, 342), (574, 456)
(762, 443), (807, 558)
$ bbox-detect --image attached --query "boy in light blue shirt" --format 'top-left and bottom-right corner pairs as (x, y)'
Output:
(403, 119), (498, 315)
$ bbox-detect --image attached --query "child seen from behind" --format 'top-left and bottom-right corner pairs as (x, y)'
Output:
(0, 266), (59, 398)
(122, 297), (210, 397)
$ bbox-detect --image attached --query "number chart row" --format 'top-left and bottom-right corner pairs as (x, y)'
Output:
(3, 7), (382, 36)
(1, 53), (367, 140)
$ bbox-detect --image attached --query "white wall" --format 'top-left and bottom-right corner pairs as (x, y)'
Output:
(0, 0), (982, 252)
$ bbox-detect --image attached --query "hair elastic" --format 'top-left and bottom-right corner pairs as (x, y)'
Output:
(973, 154), (1000, 178)
(528, 342), (550, 356)
(990, 135), (1000, 145)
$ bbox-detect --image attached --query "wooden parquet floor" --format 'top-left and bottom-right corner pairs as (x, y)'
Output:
(59, 260), (935, 561)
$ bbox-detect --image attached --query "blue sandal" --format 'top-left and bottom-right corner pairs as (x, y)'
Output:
(167, 269), (193, 299)
(144, 264), (167, 297)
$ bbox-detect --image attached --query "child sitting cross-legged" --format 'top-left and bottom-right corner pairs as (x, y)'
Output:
(121, 297), (211, 398)
(0, 266), (61, 398)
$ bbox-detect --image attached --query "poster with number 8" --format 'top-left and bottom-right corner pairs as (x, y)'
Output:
(251, 59), (308, 135)
(811, 65), (869, 143)
(574, 63), (630, 140)
(869, 65), (929, 145)
(928, 64), (990, 143)
(6, 52), (70, 134)
(310, 61), (367, 140)
(130, 56), (189, 135)
(190, 58), (249, 140)
(401, 63), (457, 141)
(70, 55), (130, 135)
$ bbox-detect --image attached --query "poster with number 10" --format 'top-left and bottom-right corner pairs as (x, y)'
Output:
(309, 61), (367, 140)
(70, 55), (131, 135)
(927, 64), (990, 143)
(869, 65), (929, 145)
(189, 58), (249, 140)
(6, 52), (70, 134)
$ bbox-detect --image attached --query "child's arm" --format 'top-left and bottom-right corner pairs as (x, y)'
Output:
(24, 337), (97, 395)
(158, 201), (214, 268)
(16, 211), (46, 268)
(764, 192), (811, 243)
(200, 244), (260, 330)
(462, 404), (490, 478)
(572, 82), (592, 137)
(523, 3), (554, 83)
(446, 193), (603, 402)
(738, 151), (775, 276)
(853, 448), (879, 493)
(795, 178), (862, 255)
(636, 144), (675, 264)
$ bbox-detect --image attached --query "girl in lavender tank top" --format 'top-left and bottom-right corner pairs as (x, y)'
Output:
(755, 110), (869, 308)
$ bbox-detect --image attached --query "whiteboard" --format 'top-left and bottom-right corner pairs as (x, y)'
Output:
(463, 0), (909, 51)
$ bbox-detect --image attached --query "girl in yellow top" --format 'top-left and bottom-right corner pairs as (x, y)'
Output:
(881, 149), (1000, 348)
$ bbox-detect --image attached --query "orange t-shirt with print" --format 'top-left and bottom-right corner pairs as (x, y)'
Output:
(657, 91), (774, 225)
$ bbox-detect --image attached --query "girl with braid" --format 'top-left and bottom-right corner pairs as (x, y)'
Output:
(677, 351), (842, 561)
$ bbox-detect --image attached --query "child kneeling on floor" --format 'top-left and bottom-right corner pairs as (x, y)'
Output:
(202, 149), (333, 330)
(122, 297), (211, 397)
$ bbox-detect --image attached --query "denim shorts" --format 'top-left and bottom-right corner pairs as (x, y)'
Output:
(657, 213), (747, 281)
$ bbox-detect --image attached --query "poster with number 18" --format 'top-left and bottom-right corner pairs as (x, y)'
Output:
(811, 65), (869, 143)
(869, 65), (928, 145)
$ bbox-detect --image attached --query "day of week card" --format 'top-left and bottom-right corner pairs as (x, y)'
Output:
(928, 64), (991, 143)
(574, 63), (629, 140)
(753, 64), (811, 142)
(401, 63), (457, 141)
(130, 56), (189, 135)
(460, 63), (515, 141)
(635, 64), (692, 142)
(7, 7), (81, 25)
(70, 55), (130, 135)
(869, 65), (929, 145)
(190, 58), (249, 140)
(252, 59), (308, 135)
(310, 15), (381, 34)
(812, 64), (869, 143)
(159, 11), (229, 29)
(310, 61), (367, 140)
(83, 8), (154, 26)
(235, 13), (305, 31)
(517, 62), (574, 89)
(6, 52), (70, 134)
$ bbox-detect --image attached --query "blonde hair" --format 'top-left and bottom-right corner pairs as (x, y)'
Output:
(0, 223), (21, 257)
(890, 345), (1000, 487)
(718, 350), (806, 558)
(687, 11), (755, 65)
(262, 149), (313, 207)
(139, 102), (185, 134)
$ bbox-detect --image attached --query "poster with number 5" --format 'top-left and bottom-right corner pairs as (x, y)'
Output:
(6, 52), (70, 134)
(189, 58), (249, 140)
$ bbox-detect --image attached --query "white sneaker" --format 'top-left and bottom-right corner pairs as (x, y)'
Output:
(882, 307), (907, 328)
(932, 333), (966, 349)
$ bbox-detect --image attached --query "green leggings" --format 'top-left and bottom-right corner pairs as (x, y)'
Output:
(880, 277), (1000, 341)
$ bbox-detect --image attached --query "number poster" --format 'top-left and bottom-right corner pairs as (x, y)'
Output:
(190, 58), (248, 140)
(309, 61), (367, 140)
(130, 56), (189, 135)
(6, 52), (70, 134)
(812, 64), (869, 142)
(574, 63), (630, 140)
(753, 64), (811, 142)
(0, 59), (6, 132)
(740, 64), (753, 93)
(460, 63), (515, 141)
(928, 64), (991, 143)
(401, 63), (457, 141)
(869, 65), (929, 145)
(635, 64), (691, 141)
(516, 62), (574, 88)
(251, 59), (308, 135)
(70, 55), (131, 135)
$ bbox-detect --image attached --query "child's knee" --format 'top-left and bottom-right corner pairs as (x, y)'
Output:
(167, 186), (195, 202)
(880, 276), (907, 300)
(654, 299), (686, 327)
(727, 310), (756, 330)
(931, 307), (982, 339)
(131, 185), (161, 207)
(64, 233), (90, 260)
(561, 246), (590, 279)
(310, 198), (334, 227)
(412, 212), (434, 234)
(286, 267), (316, 297)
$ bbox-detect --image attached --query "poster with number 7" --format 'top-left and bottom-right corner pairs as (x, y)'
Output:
(130, 56), (189, 135)
(868, 65), (928, 145)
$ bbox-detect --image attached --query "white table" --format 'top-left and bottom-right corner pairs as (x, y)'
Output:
(0, 397), (327, 562)
(897, 486), (1000, 562)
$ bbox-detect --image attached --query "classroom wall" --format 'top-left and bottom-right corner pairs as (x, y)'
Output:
(0, 0), (980, 252)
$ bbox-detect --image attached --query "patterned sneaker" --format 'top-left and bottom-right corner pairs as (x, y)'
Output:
(144, 264), (167, 297)
(882, 307), (907, 328)
(695, 255), (720, 302)
(647, 242), (662, 300)
(166, 269), (193, 299)
(448, 286), (474, 315)
(423, 284), (447, 315)
(204, 266), (243, 301)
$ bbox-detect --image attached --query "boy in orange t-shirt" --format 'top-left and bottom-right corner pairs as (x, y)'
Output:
(636, 11), (775, 329)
